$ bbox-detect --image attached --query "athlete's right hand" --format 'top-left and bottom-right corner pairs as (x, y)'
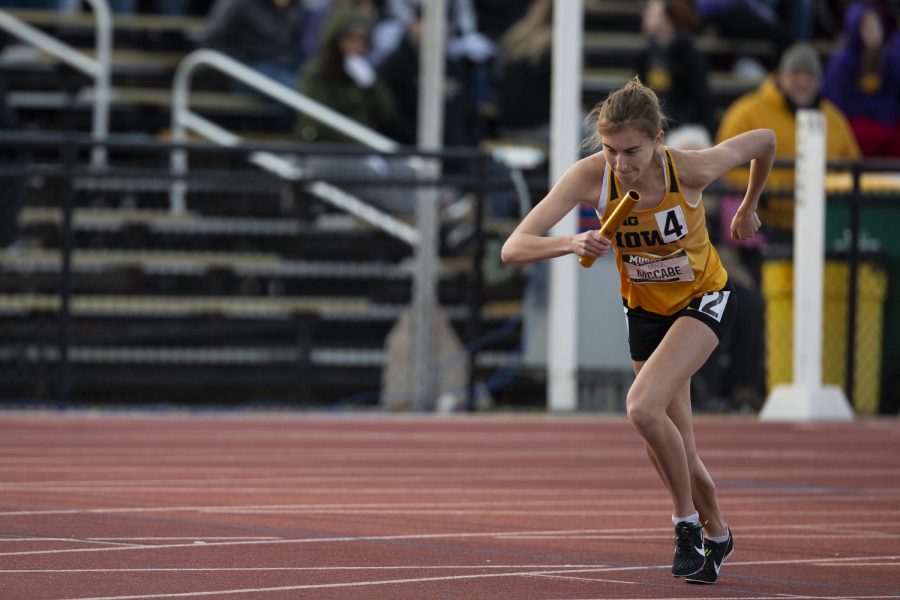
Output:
(571, 230), (612, 259)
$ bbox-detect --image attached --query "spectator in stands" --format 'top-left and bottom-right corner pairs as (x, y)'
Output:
(293, 7), (416, 215)
(300, 0), (379, 65)
(823, 1), (900, 158)
(637, 0), (714, 137)
(717, 42), (861, 236)
(202, 0), (308, 90)
(294, 6), (394, 143)
(376, 6), (477, 146)
(494, 0), (552, 145)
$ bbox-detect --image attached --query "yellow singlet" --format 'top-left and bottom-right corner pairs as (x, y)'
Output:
(595, 147), (728, 316)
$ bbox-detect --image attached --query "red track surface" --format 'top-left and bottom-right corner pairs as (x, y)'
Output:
(0, 412), (898, 599)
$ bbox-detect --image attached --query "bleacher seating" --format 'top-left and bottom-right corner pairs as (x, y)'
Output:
(0, 2), (839, 409)
(0, 134), (528, 407)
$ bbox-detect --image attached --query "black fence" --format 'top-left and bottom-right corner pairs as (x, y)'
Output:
(0, 131), (541, 409)
(0, 131), (897, 413)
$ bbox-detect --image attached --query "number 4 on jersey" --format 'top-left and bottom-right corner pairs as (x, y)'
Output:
(654, 206), (688, 243)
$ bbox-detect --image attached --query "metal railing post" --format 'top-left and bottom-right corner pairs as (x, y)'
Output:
(0, 1), (111, 167)
(168, 50), (418, 246)
(85, 0), (111, 167)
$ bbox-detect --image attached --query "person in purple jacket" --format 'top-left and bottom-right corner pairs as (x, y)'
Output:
(823, 1), (900, 158)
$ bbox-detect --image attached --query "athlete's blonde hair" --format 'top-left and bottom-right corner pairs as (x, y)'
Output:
(585, 76), (667, 148)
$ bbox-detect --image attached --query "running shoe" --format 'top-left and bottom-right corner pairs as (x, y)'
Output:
(671, 520), (705, 577)
(686, 526), (734, 584)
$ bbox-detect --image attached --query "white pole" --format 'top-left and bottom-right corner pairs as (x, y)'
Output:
(417, 0), (445, 152)
(760, 110), (853, 420)
(85, 0), (110, 167)
(411, 0), (446, 410)
(547, 0), (583, 412)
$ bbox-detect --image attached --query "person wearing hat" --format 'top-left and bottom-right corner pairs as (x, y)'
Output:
(716, 42), (860, 234)
(293, 8), (415, 215)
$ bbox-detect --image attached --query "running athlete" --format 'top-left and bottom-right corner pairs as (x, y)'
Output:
(501, 77), (775, 584)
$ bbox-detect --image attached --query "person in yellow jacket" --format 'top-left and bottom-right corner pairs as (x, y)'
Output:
(717, 42), (861, 231)
(502, 76), (776, 585)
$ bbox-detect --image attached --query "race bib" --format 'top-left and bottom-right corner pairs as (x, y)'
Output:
(622, 249), (695, 284)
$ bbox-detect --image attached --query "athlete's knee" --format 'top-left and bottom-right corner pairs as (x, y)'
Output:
(626, 389), (660, 433)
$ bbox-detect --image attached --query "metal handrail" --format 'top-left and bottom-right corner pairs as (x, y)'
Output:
(170, 48), (419, 247)
(0, 1), (111, 166)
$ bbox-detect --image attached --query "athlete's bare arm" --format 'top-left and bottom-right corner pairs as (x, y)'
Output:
(501, 154), (610, 264)
(671, 129), (776, 241)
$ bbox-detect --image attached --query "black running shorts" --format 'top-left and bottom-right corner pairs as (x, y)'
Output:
(624, 279), (738, 362)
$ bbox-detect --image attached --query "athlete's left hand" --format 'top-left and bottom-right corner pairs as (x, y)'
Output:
(731, 208), (761, 241)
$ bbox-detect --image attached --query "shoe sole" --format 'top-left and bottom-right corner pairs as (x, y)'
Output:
(672, 563), (705, 578)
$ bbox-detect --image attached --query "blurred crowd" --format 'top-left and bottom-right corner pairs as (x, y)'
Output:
(0, 0), (897, 160)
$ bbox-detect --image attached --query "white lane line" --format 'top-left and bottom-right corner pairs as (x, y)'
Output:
(92, 537), (281, 541)
(527, 573), (637, 585)
(0, 537), (281, 543)
(47, 560), (900, 600)
(1, 564), (608, 573)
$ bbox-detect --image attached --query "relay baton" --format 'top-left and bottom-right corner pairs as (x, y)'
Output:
(578, 190), (640, 268)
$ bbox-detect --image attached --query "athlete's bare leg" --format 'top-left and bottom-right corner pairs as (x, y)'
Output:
(635, 373), (727, 537)
(664, 374), (727, 536)
(626, 316), (724, 531)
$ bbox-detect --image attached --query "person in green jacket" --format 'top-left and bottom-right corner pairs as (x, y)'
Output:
(295, 7), (396, 143)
